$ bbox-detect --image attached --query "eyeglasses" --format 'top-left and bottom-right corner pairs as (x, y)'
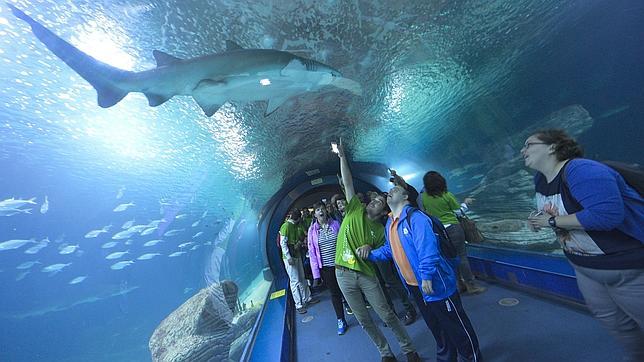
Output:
(521, 142), (547, 150)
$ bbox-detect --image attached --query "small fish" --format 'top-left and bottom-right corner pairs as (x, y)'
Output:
(15, 271), (30, 281)
(124, 240), (133, 245)
(192, 232), (203, 239)
(178, 241), (195, 249)
(121, 219), (135, 229)
(191, 220), (200, 227)
(140, 227), (157, 236)
(137, 253), (161, 260)
(175, 214), (188, 220)
(106, 251), (129, 260)
(24, 238), (49, 254)
(69, 276), (87, 285)
(116, 186), (126, 199)
(110, 260), (134, 270)
(101, 241), (118, 249)
(40, 195), (49, 214)
(201, 210), (208, 219)
(0, 197), (37, 209)
(163, 229), (184, 237)
(168, 251), (186, 257)
(111, 229), (139, 240)
(41, 262), (71, 274)
(58, 244), (79, 255)
(0, 208), (32, 216)
(147, 219), (164, 227)
(0, 239), (35, 251)
(190, 244), (200, 251)
(84, 225), (111, 238)
(113, 202), (135, 212)
(16, 261), (40, 270)
(143, 239), (163, 247)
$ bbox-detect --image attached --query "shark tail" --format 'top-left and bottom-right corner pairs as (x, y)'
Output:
(9, 4), (131, 108)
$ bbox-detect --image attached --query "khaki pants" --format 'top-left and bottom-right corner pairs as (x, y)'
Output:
(283, 257), (311, 309)
(336, 266), (416, 357)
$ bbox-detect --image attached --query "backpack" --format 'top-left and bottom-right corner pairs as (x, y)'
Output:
(562, 160), (644, 198)
(602, 161), (644, 197)
(404, 207), (459, 260)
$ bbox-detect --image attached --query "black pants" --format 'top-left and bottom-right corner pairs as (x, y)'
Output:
(375, 260), (415, 315)
(408, 286), (482, 362)
(321, 266), (345, 320)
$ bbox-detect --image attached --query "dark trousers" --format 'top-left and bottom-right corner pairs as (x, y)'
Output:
(375, 261), (415, 315)
(321, 266), (345, 320)
(408, 286), (482, 362)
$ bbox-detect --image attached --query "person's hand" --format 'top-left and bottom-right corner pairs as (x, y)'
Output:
(336, 138), (346, 158)
(356, 245), (372, 259)
(527, 212), (549, 231)
(287, 257), (295, 265)
(313, 278), (322, 287)
(464, 197), (475, 206)
(422, 280), (433, 295)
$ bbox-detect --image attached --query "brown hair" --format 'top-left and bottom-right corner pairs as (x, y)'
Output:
(534, 129), (584, 161)
(423, 171), (447, 197)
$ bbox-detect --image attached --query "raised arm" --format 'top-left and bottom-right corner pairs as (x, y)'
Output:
(336, 139), (356, 202)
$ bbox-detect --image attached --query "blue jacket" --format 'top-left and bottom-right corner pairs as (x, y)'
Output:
(368, 204), (457, 302)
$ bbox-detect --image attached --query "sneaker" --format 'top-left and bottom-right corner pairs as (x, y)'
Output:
(405, 351), (421, 362)
(337, 319), (347, 335)
(344, 304), (353, 315)
(465, 282), (487, 295)
(296, 307), (307, 314)
(401, 311), (417, 326)
(306, 298), (320, 306)
(365, 302), (372, 309)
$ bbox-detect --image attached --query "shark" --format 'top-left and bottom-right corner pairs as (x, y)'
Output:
(9, 4), (362, 117)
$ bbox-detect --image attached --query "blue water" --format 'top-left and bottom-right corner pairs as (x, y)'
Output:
(1, 0), (643, 361)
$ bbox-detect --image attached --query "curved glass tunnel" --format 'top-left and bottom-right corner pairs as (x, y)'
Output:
(0, 0), (642, 361)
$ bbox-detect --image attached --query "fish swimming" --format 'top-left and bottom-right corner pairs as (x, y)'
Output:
(168, 251), (186, 257)
(69, 276), (87, 285)
(191, 220), (200, 228)
(16, 261), (41, 270)
(101, 241), (119, 249)
(0, 197), (36, 209)
(113, 202), (135, 212)
(143, 239), (163, 247)
(0, 208), (32, 216)
(121, 219), (135, 229)
(110, 260), (134, 270)
(163, 229), (184, 237)
(58, 244), (79, 255)
(140, 227), (157, 236)
(116, 186), (126, 199)
(24, 238), (49, 254)
(111, 228), (139, 240)
(137, 253), (161, 260)
(0, 239), (35, 251)
(41, 262), (71, 274)
(178, 242), (195, 249)
(40, 196), (49, 214)
(105, 251), (129, 260)
(175, 214), (188, 220)
(192, 232), (204, 239)
(8, 4), (362, 117)
(84, 225), (112, 238)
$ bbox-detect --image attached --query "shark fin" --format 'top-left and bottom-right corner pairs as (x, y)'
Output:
(145, 93), (171, 107)
(281, 59), (307, 76)
(193, 96), (224, 117)
(152, 50), (182, 67)
(265, 97), (290, 117)
(225, 40), (244, 51)
(95, 84), (128, 108)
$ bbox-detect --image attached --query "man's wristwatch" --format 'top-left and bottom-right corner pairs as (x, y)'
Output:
(548, 216), (557, 228)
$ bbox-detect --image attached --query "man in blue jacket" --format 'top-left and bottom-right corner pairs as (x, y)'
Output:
(358, 185), (483, 362)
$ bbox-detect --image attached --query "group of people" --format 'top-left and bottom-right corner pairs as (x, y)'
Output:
(278, 129), (643, 362)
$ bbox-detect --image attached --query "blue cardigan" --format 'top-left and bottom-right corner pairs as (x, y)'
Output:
(368, 204), (458, 302)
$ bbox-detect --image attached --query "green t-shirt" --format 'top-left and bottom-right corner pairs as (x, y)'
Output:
(335, 197), (384, 276)
(421, 191), (460, 225)
(279, 221), (305, 259)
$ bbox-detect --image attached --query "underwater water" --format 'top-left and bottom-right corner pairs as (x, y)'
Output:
(1, 0), (642, 361)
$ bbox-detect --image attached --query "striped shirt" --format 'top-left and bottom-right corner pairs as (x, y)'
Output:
(318, 223), (337, 267)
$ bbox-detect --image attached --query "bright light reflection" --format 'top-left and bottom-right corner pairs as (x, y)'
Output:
(71, 25), (135, 70)
(260, 78), (271, 86)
